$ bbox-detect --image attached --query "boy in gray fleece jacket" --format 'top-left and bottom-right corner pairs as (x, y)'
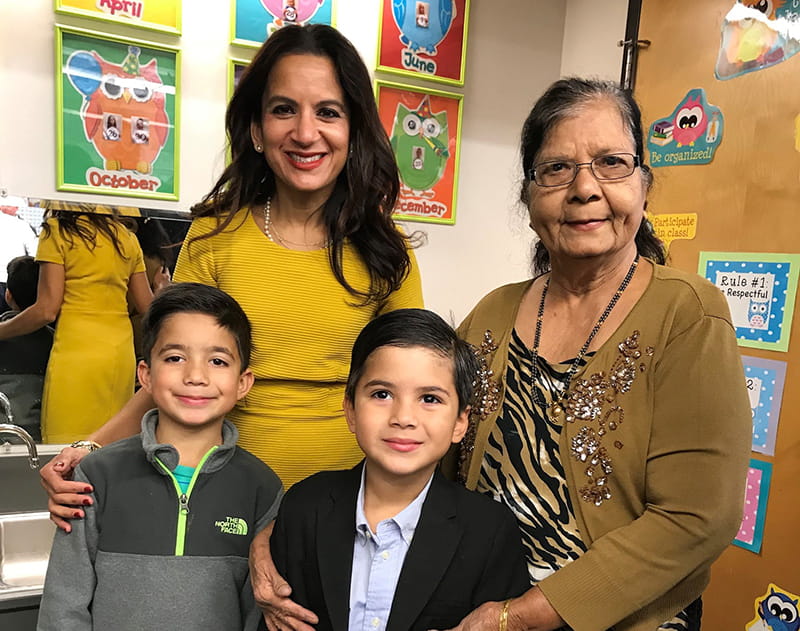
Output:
(38, 283), (283, 631)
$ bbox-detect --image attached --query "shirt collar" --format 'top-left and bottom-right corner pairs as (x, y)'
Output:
(354, 465), (435, 546)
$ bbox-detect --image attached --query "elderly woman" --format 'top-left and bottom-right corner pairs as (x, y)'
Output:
(449, 79), (751, 631)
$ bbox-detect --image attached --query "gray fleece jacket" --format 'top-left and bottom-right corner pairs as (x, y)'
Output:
(38, 410), (283, 631)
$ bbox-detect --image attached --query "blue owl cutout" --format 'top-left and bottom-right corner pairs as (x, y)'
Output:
(748, 297), (771, 329)
(392, 0), (454, 55)
(752, 588), (800, 631)
(65, 51), (102, 97)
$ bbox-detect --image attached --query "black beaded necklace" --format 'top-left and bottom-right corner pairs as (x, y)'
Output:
(530, 254), (640, 408)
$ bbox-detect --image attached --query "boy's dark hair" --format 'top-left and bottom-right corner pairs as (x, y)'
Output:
(6, 256), (39, 310)
(345, 308), (478, 414)
(140, 283), (252, 370)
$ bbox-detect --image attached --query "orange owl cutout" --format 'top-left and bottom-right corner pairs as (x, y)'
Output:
(73, 46), (169, 175)
(741, 0), (786, 20)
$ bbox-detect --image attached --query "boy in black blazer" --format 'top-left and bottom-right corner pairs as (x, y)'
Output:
(269, 309), (529, 631)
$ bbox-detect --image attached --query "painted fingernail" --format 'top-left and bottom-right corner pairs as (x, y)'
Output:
(82, 498), (91, 505)
(73, 511), (82, 518)
(84, 486), (92, 492)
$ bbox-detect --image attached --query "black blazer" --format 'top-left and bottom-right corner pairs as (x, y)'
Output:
(269, 462), (530, 631)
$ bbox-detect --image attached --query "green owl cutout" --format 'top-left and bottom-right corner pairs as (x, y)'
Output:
(390, 96), (450, 192)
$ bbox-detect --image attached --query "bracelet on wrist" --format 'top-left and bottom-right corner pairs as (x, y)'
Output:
(499, 598), (512, 631)
(70, 440), (102, 452)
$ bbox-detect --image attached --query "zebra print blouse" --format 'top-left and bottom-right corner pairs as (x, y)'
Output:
(476, 330), (695, 631)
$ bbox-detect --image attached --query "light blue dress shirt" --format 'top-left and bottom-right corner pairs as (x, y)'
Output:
(348, 468), (434, 631)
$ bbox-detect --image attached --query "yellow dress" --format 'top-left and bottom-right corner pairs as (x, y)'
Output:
(173, 209), (423, 486)
(36, 217), (145, 443)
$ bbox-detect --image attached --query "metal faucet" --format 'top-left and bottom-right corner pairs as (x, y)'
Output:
(0, 394), (39, 469)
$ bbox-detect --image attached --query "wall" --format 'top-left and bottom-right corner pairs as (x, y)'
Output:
(0, 0), (576, 324)
(560, 0), (628, 80)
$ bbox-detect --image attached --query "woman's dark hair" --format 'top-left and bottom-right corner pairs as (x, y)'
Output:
(140, 282), (252, 370)
(519, 78), (665, 274)
(190, 24), (410, 305)
(345, 308), (479, 414)
(40, 208), (130, 258)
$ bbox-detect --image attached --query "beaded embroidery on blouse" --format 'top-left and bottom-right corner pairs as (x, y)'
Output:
(458, 330), (501, 483)
(551, 329), (655, 506)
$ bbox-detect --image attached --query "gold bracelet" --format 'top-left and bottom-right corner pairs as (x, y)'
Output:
(70, 440), (102, 452)
(499, 598), (512, 631)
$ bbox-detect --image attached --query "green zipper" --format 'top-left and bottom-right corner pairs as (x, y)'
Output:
(155, 446), (219, 556)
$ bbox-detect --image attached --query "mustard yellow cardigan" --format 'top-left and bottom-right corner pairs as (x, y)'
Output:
(456, 262), (751, 631)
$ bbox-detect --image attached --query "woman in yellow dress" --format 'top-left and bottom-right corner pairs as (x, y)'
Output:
(0, 209), (153, 442)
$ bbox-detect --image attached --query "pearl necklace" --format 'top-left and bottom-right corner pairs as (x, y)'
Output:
(530, 254), (640, 408)
(262, 197), (329, 249)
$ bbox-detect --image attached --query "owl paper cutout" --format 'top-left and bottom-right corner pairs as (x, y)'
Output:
(390, 96), (450, 192)
(746, 586), (800, 631)
(65, 46), (169, 174)
(672, 94), (708, 147)
(392, 0), (454, 55)
(647, 88), (723, 167)
(715, 2), (800, 80)
(748, 297), (771, 329)
(743, 0), (787, 20)
(261, 0), (325, 34)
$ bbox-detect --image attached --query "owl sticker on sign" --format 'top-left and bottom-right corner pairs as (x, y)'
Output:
(392, 0), (454, 56)
(748, 296), (771, 329)
(65, 45), (169, 175)
(390, 95), (450, 192)
(647, 88), (723, 167)
(671, 94), (708, 147)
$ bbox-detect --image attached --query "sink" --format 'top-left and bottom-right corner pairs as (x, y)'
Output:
(0, 446), (65, 607)
(0, 512), (55, 588)
(0, 512), (55, 601)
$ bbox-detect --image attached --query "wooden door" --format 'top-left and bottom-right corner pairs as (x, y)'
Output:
(634, 1), (800, 629)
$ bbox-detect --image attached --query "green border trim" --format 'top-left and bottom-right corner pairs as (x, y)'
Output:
(374, 79), (464, 226)
(375, 0), (471, 87)
(55, 25), (182, 202)
(54, 0), (182, 36)
(698, 251), (800, 352)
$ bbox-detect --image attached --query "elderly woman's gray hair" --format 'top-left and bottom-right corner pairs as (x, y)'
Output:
(519, 77), (664, 274)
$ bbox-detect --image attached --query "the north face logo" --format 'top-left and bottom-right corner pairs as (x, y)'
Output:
(214, 516), (249, 535)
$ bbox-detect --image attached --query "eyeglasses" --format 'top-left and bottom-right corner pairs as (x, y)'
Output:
(528, 153), (641, 187)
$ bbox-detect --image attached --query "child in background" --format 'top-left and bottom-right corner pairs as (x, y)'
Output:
(38, 283), (283, 631)
(269, 308), (529, 631)
(0, 256), (53, 440)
